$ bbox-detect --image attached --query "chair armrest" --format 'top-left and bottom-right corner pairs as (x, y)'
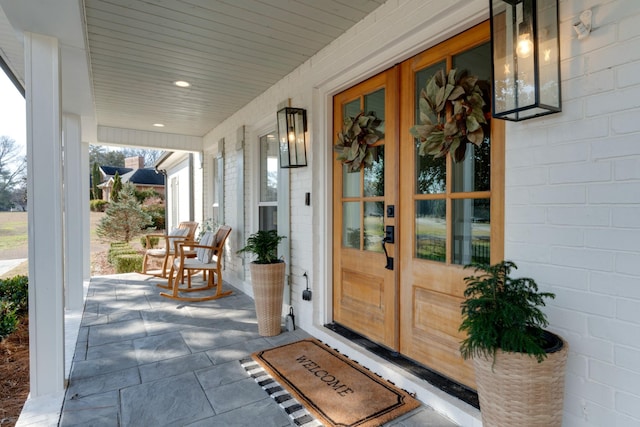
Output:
(177, 243), (218, 258)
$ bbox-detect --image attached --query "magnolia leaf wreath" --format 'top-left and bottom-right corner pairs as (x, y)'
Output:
(409, 69), (487, 163)
(334, 111), (383, 173)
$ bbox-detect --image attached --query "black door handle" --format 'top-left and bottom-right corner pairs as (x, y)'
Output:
(382, 236), (394, 270)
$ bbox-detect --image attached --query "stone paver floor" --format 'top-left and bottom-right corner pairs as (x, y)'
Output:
(59, 273), (457, 426)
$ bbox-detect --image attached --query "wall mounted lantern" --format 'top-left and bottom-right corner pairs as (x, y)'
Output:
(277, 107), (308, 168)
(490, 0), (561, 121)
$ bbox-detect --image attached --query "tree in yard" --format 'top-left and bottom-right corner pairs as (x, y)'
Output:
(96, 183), (153, 243)
(120, 147), (163, 167)
(110, 171), (122, 202)
(90, 145), (125, 168)
(91, 161), (103, 200)
(0, 136), (26, 211)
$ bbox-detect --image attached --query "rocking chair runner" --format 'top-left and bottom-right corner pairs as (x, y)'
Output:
(142, 221), (198, 278)
(159, 225), (233, 302)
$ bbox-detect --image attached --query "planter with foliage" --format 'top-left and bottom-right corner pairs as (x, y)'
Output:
(459, 261), (568, 427)
(237, 230), (287, 336)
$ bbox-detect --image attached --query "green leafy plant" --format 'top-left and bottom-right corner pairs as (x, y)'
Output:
(334, 111), (384, 173)
(0, 300), (19, 340)
(237, 230), (286, 264)
(459, 260), (556, 363)
(0, 275), (28, 314)
(90, 199), (108, 212)
(113, 254), (143, 273)
(140, 235), (160, 248)
(107, 243), (138, 264)
(198, 218), (220, 240)
(410, 68), (487, 162)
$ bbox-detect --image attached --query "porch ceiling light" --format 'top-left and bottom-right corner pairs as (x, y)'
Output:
(277, 107), (308, 168)
(490, 0), (561, 121)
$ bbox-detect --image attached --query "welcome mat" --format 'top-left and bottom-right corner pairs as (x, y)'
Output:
(247, 338), (420, 427)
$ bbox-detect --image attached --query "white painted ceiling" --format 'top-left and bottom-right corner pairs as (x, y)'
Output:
(0, 0), (385, 139)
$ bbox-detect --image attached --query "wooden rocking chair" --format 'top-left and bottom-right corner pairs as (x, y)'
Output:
(142, 221), (198, 278)
(159, 225), (232, 302)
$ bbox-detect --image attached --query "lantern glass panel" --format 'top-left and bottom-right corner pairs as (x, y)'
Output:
(277, 107), (307, 168)
(490, 0), (561, 121)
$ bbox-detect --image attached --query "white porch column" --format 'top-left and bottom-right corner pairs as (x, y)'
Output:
(63, 114), (84, 310)
(25, 32), (65, 396)
(82, 141), (91, 280)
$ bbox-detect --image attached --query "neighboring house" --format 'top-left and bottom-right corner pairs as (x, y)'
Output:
(98, 156), (165, 201)
(2, 1), (640, 426)
(154, 151), (202, 231)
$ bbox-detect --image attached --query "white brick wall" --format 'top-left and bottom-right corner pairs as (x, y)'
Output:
(507, 1), (640, 425)
(198, 0), (640, 425)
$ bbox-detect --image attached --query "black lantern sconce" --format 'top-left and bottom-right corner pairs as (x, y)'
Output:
(490, 0), (561, 121)
(277, 107), (308, 168)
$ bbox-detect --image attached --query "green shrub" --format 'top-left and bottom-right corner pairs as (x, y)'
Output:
(90, 199), (108, 212)
(135, 188), (160, 203)
(0, 300), (19, 340)
(140, 235), (160, 248)
(107, 243), (138, 264)
(142, 204), (165, 230)
(0, 275), (28, 313)
(113, 254), (143, 273)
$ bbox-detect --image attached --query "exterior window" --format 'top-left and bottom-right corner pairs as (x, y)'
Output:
(259, 132), (278, 231)
(211, 156), (224, 226)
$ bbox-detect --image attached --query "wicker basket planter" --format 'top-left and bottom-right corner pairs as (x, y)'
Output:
(250, 261), (285, 337)
(473, 334), (569, 427)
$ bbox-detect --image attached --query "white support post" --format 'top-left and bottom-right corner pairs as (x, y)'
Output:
(63, 114), (84, 310)
(25, 32), (65, 396)
(81, 141), (91, 280)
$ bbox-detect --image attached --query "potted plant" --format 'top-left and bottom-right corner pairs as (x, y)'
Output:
(459, 260), (568, 427)
(237, 230), (286, 336)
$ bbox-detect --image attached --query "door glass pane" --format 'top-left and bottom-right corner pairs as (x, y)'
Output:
(452, 43), (491, 192)
(364, 145), (384, 197)
(344, 99), (361, 120)
(259, 206), (277, 232)
(343, 165), (360, 197)
(342, 98), (363, 197)
(343, 202), (361, 249)
(416, 154), (446, 195)
(415, 62), (446, 195)
(364, 88), (385, 139)
(364, 201), (384, 253)
(415, 200), (446, 261)
(452, 198), (490, 265)
(260, 133), (278, 202)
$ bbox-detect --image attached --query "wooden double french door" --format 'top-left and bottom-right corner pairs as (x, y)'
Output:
(332, 22), (504, 389)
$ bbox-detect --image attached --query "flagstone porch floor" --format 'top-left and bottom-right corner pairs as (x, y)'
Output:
(26, 273), (460, 426)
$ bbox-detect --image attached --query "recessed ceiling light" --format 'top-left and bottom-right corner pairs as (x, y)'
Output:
(174, 80), (190, 88)
(153, 123), (165, 127)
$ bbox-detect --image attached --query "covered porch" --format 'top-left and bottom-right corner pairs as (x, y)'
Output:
(18, 273), (455, 426)
(2, 0), (640, 426)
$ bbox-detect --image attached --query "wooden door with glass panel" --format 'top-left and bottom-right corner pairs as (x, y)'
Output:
(399, 22), (504, 388)
(332, 68), (399, 349)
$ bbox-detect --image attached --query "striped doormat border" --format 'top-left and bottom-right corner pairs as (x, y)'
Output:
(240, 357), (324, 427)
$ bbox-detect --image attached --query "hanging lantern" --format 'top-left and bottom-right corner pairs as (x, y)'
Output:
(277, 107), (308, 168)
(490, 0), (561, 121)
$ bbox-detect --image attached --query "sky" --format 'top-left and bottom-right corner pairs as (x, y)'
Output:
(0, 69), (26, 158)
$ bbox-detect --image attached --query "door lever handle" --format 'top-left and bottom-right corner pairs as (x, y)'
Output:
(381, 237), (394, 270)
